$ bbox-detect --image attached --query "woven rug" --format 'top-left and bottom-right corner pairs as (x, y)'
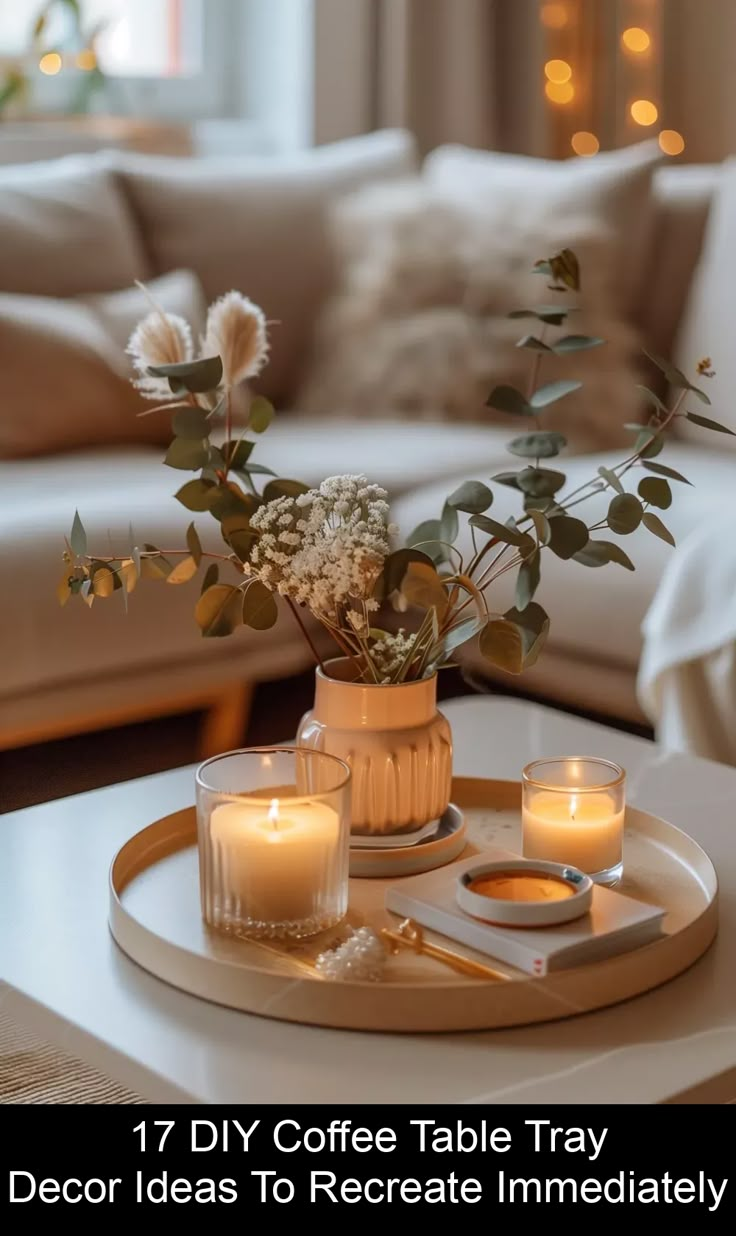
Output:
(0, 1008), (144, 1104)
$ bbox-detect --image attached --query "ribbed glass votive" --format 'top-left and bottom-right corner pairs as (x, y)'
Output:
(196, 747), (351, 939)
(522, 757), (626, 886)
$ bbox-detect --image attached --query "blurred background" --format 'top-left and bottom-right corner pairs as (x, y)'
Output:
(0, 0), (732, 163)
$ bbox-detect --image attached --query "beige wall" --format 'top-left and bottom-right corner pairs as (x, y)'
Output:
(665, 0), (736, 163)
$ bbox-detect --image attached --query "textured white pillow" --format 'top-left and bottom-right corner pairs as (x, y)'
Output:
(298, 173), (649, 452)
(674, 158), (736, 449)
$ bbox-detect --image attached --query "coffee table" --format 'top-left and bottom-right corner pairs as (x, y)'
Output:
(1, 696), (734, 1104)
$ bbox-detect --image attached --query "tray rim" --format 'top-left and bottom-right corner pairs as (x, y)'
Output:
(108, 776), (719, 1032)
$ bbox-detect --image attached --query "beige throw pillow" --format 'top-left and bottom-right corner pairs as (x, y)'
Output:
(298, 162), (655, 451)
(673, 158), (736, 449)
(0, 269), (207, 459)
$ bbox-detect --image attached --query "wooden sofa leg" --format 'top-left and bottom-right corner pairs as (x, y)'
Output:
(199, 683), (254, 759)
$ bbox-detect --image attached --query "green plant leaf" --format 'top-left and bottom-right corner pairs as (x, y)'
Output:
(186, 522), (202, 565)
(262, 478), (310, 502)
(597, 466), (624, 494)
(175, 479), (216, 512)
(167, 555), (199, 585)
(140, 546), (172, 581)
(688, 386), (712, 406)
(91, 565), (114, 598)
(505, 601), (550, 669)
(239, 462), (277, 478)
(407, 519), (447, 565)
(643, 350), (689, 389)
(635, 430), (664, 459)
(608, 493), (643, 534)
(164, 437), (209, 471)
(70, 510), (87, 558)
(515, 549), (540, 611)
(441, 617), (484, 659)
(224, 438), (255, 470)
(243, 580), (278, 629)
(469, 514), (531, 547)
(200, 563), (219, 595)
(573, 540), (635, 570)
(685, 410), (733, 434)
(400, 561), (448, 616)
(547, 515), (589, 559)
(638, 476), (672, 509)
(479, 618), (524, 674)
(172, 407), (210, 439)
(446, 480), (493, 513)
(440, 501), (459, 544)
(635, 386), (669, 416)
(485, 384), (530, 416)
(56, 573), (72, 607)
(642, 512), (676, 546)
(529, 380), (582, 410)
(195, 584), (244, 637)
(642, 460), (693, 485)
(517, 467), (566, 498)
(208, 484), (257, 522)
(227, 529), (258, 563)
(553, 334), (604, 353)
(378, 548), (437, 598)
(491, 471), (523, 490)
(248, 396), (275, 433)
(148, 355), (223, 394)
(515, 334), (553, 353)
(549, 248), (580, 291)
(508, 430), (567, 459)
(509, 306), (569, 326)
(529, 509), (551, 544)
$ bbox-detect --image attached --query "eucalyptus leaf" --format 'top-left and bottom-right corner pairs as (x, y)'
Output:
(469, 514), (530, 547)
(70, 510), (87, 558)
(262, 478), (310, 501)
(149, 355), (223, 394)
(440, 501), (459, 544)
(635, 386), (669, 416)
(209, 484), (258, 521)
(547, 515), (589, 560)
(515, 550), (540, 611)
(243, 579), (278, 629)
(172, 407), (210, 439)
(505, 601), (550, 669)
(441, 617), (484, 659)
(249, 396), (275, 433)
(529, 509), (551, 544)
(479, 618), (524, 674)
(167, 555), (199, 585)
(642, 512), (676, 546)
(446, 480), (493, 513)
(638, 477), (672, 509)
(91, 566), (114, 598)
(400, 562), (448, 616)
(164, 437), (209, 471)
(517, 467), (566, 498)
(119, 559), (137, 594)
(607, 493), (643, 534)
(529, 380), (582, 410)
(549, 249), (580, 291)
(688, 385), (712, 406)
(642, 460), (693, 485)
(407, 519), (447, 565)
(485, 384), (530, 416)
(491, 471), (523, 490)
(635, 430), (664, 459)
(56, 574), (71, 607)
(228, 529), (258, 563)
(508, 430), (567, 459)
(515, 335), (553, 353)
(597, 466), (624, 494)
(553, 334), (604, 354)
(509, 306), (569, 326)
(685, 410), (734, 434)
(195, 584), (244, 637)
(643, 350), (689, 389)
(224, 439), (254, 470)
(239, 463), (277, 479)
(186, 522), (202, 565)
(200, 563), (219, 595)
(573, 540), (635, 570)
(379, 548), (437, 598)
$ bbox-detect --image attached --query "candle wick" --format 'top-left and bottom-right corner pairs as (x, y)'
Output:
(570, 793), (577, 823)
(268, 798), (279, 831)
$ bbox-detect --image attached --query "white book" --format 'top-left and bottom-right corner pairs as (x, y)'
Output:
(385, 847), (665, 975)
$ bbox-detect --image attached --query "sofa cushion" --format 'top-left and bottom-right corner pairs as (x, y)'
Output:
(0, 153), (148, 296)
(390, 442), (731, 672)
(673, 158), (736, 448)
(113, 130), (417, 406)
(297, 174), (644, 451)
(0, 270), (207, 458)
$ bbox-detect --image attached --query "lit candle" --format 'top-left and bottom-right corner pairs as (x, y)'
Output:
(522, 758), (626, 883)
(209, 796), (342, 925)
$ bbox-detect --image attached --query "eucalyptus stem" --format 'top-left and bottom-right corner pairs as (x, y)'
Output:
(285, 597), (326, 673)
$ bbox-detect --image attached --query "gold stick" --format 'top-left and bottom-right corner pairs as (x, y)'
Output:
(381, 919), (510, 982)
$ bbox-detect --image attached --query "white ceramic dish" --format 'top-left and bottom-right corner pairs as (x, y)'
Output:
(456, 858), (593, 927)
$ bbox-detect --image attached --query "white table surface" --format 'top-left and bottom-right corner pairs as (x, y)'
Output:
(1, 696), (735, 1104)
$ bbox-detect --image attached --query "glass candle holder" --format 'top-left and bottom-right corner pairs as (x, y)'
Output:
(196, 747), (351, 940)
(522, 757), (626, 886)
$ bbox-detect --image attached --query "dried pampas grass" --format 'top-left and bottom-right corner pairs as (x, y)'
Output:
(203, 291), (269, 388)
(127, 308), (193, 401)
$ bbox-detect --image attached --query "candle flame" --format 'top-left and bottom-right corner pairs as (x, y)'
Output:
(268, 798), (280, 830)
(569, 793), (577, 822)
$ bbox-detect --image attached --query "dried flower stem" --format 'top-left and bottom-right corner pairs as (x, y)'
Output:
(285, 596), (326, 673)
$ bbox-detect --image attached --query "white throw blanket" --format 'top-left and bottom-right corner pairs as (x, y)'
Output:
(638, 515), (736, 764)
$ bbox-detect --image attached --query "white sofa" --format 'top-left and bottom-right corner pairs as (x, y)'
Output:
(0, 131), (724, 752)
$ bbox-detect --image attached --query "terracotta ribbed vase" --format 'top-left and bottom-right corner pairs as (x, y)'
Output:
(297, 658), (453, 836)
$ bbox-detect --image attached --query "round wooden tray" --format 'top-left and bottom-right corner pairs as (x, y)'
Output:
(109, 777), (718, 1033)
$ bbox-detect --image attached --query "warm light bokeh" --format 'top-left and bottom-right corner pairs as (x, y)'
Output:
(659, 129), (686, 156)
(38, 52), (62, 75)
(545, 80), (575, 105)
(541, 2), (569, 29)
(544, 58), (572, 84)
(75, 49), (97, 71)
(571, 131), (600, 157)
(630, 99), (658, 126)
(622, 27), (651, 53)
